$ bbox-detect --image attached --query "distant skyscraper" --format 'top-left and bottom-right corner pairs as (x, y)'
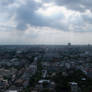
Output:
(68, 43), (71, 46)
(88, 44), (90, 47)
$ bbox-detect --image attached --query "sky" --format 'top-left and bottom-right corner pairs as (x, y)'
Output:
(0, 0), (92, 45)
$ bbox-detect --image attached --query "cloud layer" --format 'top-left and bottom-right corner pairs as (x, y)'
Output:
(0, 0), (92, 44)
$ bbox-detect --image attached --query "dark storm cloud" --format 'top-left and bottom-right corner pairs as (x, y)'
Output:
(15, 0), (67, 30)
(14, 0), (48, 30)
(15, 2), (47, 30)
(54, 0), (92, 12)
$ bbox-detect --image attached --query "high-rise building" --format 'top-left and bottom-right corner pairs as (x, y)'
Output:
(68, 43), (71, 46)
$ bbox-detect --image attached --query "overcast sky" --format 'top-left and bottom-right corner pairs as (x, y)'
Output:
(0, 0), (92, 45)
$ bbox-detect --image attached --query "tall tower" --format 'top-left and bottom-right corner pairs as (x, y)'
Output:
(68, 43), (71, 46)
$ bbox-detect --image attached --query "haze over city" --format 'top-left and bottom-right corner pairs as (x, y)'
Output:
(0, 1), (92, 92)
(0, 0), (92, 44)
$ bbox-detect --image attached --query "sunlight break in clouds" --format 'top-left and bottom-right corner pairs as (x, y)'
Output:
(36, 3), (80, 18)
